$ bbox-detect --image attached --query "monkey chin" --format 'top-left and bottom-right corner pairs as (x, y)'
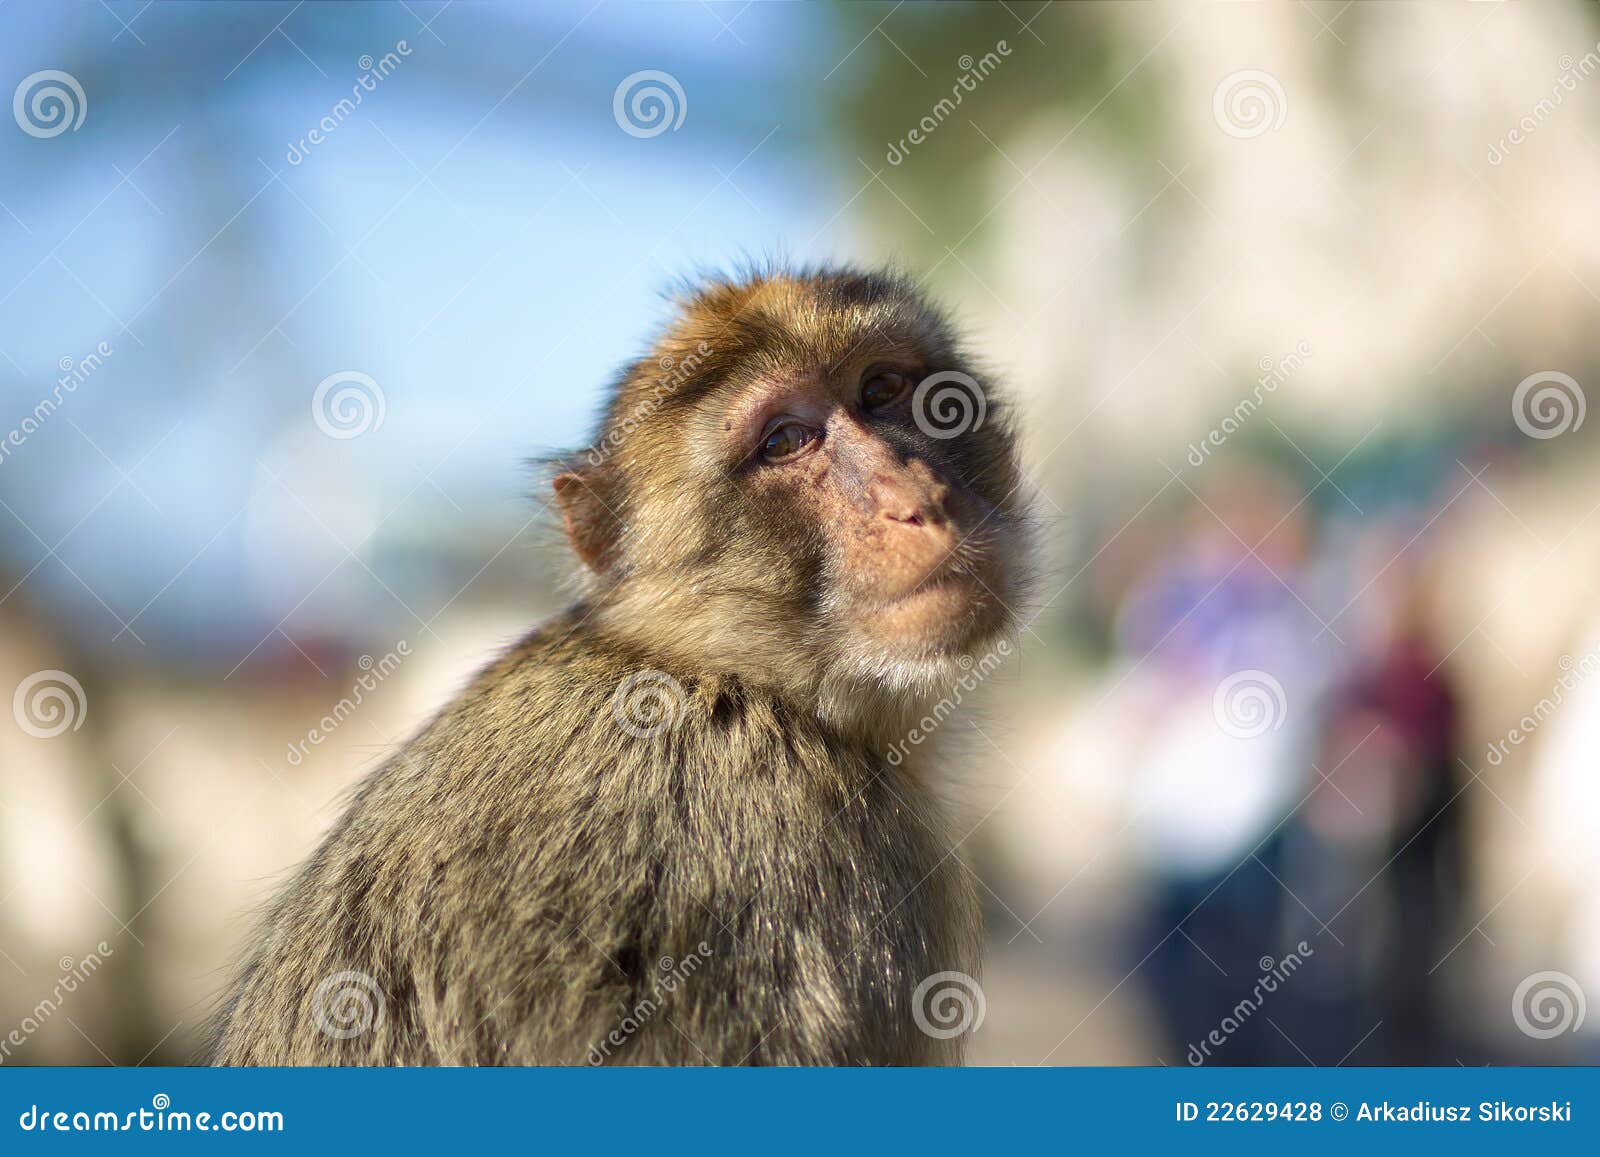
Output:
(834, 568), (1013, 704)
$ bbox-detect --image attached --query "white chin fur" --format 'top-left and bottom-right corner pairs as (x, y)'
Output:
(814, 636), (985, 746)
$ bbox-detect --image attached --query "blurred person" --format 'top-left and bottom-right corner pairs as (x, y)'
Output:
(1275, 529), (1467, 1064)
(1114, 465), (1333, 1064)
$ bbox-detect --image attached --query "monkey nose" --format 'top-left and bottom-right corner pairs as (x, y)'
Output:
(872, 483), (961, 591)
(870, 475), (951, 529)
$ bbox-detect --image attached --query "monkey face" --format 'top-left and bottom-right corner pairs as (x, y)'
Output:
(719, 356), (1016, 663)
(555, 269), (1029, 704)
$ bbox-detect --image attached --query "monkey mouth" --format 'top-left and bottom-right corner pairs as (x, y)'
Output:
(909, 550), (986, 593)
(857, 550), (1009, 656)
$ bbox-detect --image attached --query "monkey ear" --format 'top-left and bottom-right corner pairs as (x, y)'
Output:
(552, 465), (621, 575)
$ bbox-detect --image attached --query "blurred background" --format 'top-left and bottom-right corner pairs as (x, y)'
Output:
(3, 0), (1599, 1066)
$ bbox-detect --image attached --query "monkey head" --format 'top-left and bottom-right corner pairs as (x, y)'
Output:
(552, 266), (1030, 721)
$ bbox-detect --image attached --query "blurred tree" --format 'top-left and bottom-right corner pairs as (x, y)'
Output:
(828, 0), (1167, 268)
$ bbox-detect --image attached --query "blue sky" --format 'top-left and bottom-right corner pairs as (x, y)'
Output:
(0, 2), (877, 652)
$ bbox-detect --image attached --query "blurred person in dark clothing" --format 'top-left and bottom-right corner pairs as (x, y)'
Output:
(1276, 539), (1466, 1064)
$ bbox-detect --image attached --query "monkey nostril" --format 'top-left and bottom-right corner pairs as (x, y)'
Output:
(869, 474), (948, 529)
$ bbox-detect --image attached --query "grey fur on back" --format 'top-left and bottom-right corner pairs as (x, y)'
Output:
(210, 610), (981, 1065)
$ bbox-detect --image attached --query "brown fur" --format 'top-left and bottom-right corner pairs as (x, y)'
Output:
(210, 265), (1028, 1065)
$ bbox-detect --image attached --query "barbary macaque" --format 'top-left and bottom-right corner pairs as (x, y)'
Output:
(211, 266), (1030, 1065)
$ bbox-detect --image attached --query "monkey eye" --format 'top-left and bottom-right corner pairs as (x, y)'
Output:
(861, 370), (910, 410)
(759, 421), (819, 463)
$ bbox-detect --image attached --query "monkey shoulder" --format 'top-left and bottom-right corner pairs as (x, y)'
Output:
(235, 620), (979, 1065)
